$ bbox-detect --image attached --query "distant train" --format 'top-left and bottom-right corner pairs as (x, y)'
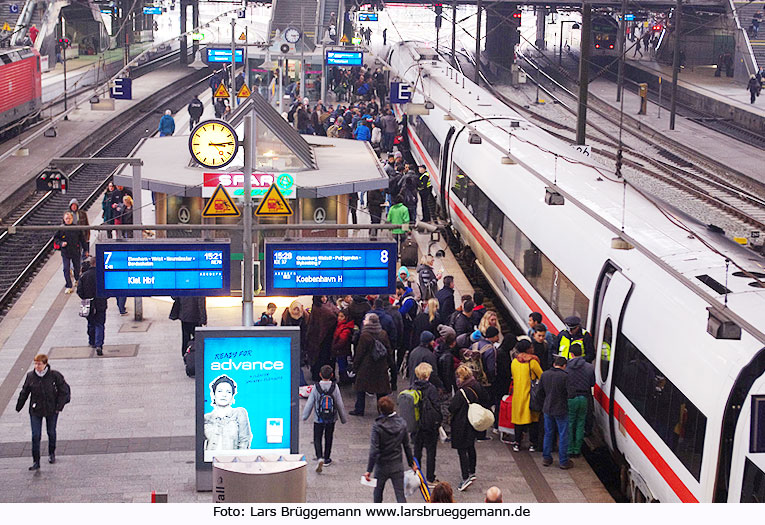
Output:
(0, 46), (42, 133)
(591, 14), (619, 58)
(388, 40), (765, 503)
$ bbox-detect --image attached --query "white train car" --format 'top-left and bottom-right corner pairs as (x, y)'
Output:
(386, 41), (765, 503)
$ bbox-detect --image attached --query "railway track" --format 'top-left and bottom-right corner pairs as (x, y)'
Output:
(0, 70), (211, 318)
(450, 49), (765, 236)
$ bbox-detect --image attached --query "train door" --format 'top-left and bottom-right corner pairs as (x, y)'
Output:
(439, 126), (455, 218)
(592, 261), (633, 450)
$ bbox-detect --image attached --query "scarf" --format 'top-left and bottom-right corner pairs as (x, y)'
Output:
(35, 366), (49, 377)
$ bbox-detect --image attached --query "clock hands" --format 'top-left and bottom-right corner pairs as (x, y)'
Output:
(208, 142), (234, 147)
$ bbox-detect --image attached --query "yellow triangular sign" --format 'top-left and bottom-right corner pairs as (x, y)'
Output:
(214, 83), (230, 98)
(339, 34), (349, 44)
(202, 184), (241, 217)
(255, 184), (293, 217)
(238, 32), (246, 41)
(1, 23), (11, 32)
(237, 83), (251, 98)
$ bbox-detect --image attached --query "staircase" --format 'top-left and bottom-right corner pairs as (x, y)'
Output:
(0, 0), (45, 45)
(269, 0), (319, 49)
(735, 1), (765, 69)
(320, 0), (340, 42)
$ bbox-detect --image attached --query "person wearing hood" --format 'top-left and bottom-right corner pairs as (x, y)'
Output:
(397, 266), (412, 289)
(449, 365), (490, 492)
(68, 198), (89, 243)
(350, 313), (393, 416)
(281, 301), (310, 386)
(368, 299), (397, 345)
(416, 255), (440, 301)
(566, 344), (595, 458)
(77, 257), (108, 355)
(412, 362), (442, 485)
(332, 309), (354, 384)
(407, 330), (443, 390)
(53, 212), (87, 293)
(364, 396), (416, 502)
(348, 294), (371, 328)
(509, 340), (542, 452)
(748, 74), (761, 104)
(305, 295), (338, 382)
(15, 354), (70, 470)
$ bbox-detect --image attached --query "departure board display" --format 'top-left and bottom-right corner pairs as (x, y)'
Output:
(325, 51), (364, 66)
(265, 242), (397, 296)
(96, 242), (231, 297)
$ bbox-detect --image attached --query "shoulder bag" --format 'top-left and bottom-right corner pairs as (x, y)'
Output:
(528, 362), (545, 413)
(461, 388), (494, 432)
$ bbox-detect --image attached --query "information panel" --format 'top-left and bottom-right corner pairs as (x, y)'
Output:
(265, 241), (397, 296)
(206, 48), (244, 63)
(194, 327), (300, 490)
(325, 50), (363, 66)
(96, 242), (231, 297)
(358, 12), (378, 21)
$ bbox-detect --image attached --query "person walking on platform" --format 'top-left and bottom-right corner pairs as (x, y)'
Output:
(53, 212), (86, 294)
(449, 365), (490, 491)
(169, 297), (207, 360)
(748, 75), (761, 104)
(158, 110), (175, 137)
(15, 354), (70, 470)
(386, 196), (410, 251)
(68, 198), (89, 246)
(303, 365), (347, 472)
(187, 96), (204, 131)
(351, 313), (393, 416)
(565, 344), (594, 458)
(539, 357), (572, 469)
(436, 276), (456, 324)
(364, 396), (417, 503)
(367, 188), (385, 239)
(77, 257), (108, 355)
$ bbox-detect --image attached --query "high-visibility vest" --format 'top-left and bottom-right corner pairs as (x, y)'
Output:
(600, 341), (611, 362)
(558, 330), (589, 360)
(418, 171), (432, 190)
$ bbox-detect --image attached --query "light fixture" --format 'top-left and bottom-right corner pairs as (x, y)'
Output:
(424, 101), (434, 110)
(610, 236), (634, 250)
(405, 103), (430, 115)
(443, 113), (455, 120)
(572, 23), (580, 30)
(468, 132), (482, 144)
(706, 306), (741, 340)
(501, 155), (516, 165)
(545, 187), (564, 205)
(89, 96), (100, 104)
(43, 127), (57, 138)
(188, 50), (207, 69)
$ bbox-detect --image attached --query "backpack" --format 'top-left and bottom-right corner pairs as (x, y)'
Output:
(183, 339), (196, 377)
(462, 347), (489, 386)
(315, 383), (336, 423)
(398, 389), (422, 432)
(371, 338), (388, 362)
(419, 388), (442, 430)
(400, 295), (419, 325)
(357, 83), (370, 95)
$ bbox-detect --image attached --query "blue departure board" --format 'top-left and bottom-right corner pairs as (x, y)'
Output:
(325, 50), (364, 66)
(265, 242), (397, 296)
(206, 48), (244, 63)
(96, 242), (231, 297)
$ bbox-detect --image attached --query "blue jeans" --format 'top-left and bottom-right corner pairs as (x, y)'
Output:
(61, 251), (80, 288)
(543, 414), (569, 465)
(87, 309), (106, 347)
(337, 355), (348, 375)
(30, 412), (58, 461)
(382, 131), (395, 153)
(116, 296), (127, 314)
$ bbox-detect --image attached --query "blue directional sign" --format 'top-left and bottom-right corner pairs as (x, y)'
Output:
(143, 6), (162, 15)
(110, 77), (132, 100)
(624, 14), (635, 21)
(358, 12), (378, 22)
(390, 82), (412, 104)
(206, 48), (244, 63)
(96, 242), (231, 297)
(265, 241), (397, 296)
(326, 50), (363, 66)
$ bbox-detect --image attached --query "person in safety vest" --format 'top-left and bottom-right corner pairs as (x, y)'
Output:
(417, 165), (433, 223)
(555, 316), (595, 363)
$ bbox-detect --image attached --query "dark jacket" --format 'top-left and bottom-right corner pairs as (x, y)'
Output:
(348, 295), (371, 327)
(188, 98), (204, 119)
(416, 264), (438, 298)
(383, 302), (404, 349)
(566, 357), (595, 398)
(367, 189), (386, 221)
(494, 342), (513, 397)
(532, 339), (553, 371)
(16, 366), (70, 416)
(281, 308), (310, 360)
(305, 302), (337, 364)
(368, 307), (397, 343)
(448, 379), (490, 449)
(366, 412), (414, 472)
(436, 286), (455, 323)
(555, 329), (596, 363)
(436, 345), (459, 393)
(353, 329), (393, 394)
(175, 297), (207, 325)
(471, 305), (486, 328)
(411, 312), (440, 351)
(77, 265), (107, 314)
(539, 367), (568, 417)
(452, 311), (474, 337)
(407, 344), (443, 389)
(54, 227), (86, 261)
(412, 378), (442, 432)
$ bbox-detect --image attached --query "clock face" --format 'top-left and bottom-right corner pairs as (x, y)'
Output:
(284, 27), (301, 43)
(189, 120), (239, 169)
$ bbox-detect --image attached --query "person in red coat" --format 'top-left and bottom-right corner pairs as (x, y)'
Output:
(332, 309), (354, 384)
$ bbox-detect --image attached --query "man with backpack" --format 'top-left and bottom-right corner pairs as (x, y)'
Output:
(396, 282), (418, 358)
(410, 362), (443, 486)
(407, 331), (443, 390)
(302, 365), (347, 472)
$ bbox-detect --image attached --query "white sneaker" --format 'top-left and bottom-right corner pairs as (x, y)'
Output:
(64, 288), (73, 294)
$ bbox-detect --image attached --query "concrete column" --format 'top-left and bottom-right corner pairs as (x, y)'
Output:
(179, 0), (188, 65)
(192, 0), (200, 58)
(576, 3), (591, 145)
(484, 3), (520, 70)
(535, 7), (547, 50)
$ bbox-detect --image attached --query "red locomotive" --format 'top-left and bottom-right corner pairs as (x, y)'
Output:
(0, 46), (42, 133)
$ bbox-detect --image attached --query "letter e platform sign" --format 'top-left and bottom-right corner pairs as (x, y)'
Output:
(195, 327), (300, 490)
(202, 184), (240, 218)
(111, 78), (133, 100)
(389, 82), (412, 104)
(255, 184), (293, 217)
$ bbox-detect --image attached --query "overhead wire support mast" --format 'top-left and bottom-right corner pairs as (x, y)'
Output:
(576, 2), (592, 145)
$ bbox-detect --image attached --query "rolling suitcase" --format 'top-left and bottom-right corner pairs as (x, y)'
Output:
(399, 233), (418, 267)
(498, 394), (515, 443)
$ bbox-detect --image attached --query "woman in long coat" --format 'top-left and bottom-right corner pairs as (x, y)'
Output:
(350, 313), (392, 416)
(305, 295), (337, 382)
(449, 365), (490, 492)
(510, 340), (542, 452)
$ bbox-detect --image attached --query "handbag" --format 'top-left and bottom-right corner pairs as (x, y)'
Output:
(461, 388), (495, 432)
(79, 298), (92, 318)
(528, 362), (545, 413)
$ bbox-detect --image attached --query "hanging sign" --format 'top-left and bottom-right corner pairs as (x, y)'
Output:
(202, 184), (241, 217)
(255, 184), (293, 217)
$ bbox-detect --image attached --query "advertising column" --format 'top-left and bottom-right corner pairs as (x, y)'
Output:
(195, 327), (300, 490)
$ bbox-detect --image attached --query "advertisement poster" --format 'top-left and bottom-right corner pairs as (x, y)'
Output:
(200, 333), (295, 463)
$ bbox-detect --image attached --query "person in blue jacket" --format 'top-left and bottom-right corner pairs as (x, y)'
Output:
(158, 110), (175, 137)
(354, 120), (371, 141)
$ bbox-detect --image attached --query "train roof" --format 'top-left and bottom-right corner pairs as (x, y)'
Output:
(0, 46), (38, 63)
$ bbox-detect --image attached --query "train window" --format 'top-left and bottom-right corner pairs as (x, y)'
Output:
(500, 217), (520, 265)
(468, 184), (489, 225)
(600, 318), (612, 381)
(742, 458), (765, 503)
(614, 333), (706, 481)
(486, 202), (503, 242)
(0, 54), (11, 65)
(414, 116), (441, 169)
(751, 396), (765, 453)
(524, 248), (554, 304)
(451, 164), (468, 203)
(555, 272), (589, 326)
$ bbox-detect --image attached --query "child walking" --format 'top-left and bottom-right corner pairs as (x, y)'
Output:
(302, 365), (347, 472)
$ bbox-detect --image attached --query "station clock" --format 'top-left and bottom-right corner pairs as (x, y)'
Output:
(284, 27), (301, 44)
(189, 120), (240, 169)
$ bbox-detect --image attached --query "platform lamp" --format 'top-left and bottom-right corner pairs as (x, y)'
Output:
(443, 95), (455, 120)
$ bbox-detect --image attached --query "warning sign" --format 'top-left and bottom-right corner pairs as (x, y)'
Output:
(1, 22), (11, 32)
(237, 83), (251, 98)
(238, 32), (246, 41)
(213, 83), (230, 98)
(255, 184), (293, 217)
(202, 184), (241, 217)
(339, 34), (349, 44)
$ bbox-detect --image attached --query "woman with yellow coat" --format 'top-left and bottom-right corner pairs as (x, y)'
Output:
(510, 340), (542, 452)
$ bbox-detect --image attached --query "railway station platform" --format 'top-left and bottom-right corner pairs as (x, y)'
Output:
(0, 202), (613, 502)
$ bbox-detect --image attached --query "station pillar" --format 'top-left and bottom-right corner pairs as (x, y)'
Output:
(485, 3), (521, 71)
(535, 7), (547, 50)
(180, 0), (188, 65)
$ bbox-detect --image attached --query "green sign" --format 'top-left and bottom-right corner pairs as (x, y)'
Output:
(191, 32), (205, 41)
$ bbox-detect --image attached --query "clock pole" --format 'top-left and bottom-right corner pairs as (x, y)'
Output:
(242, 113), (255, 326)
(231, 17), (237, 109)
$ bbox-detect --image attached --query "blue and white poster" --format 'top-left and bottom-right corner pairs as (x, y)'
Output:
(195, 327), (300, 484)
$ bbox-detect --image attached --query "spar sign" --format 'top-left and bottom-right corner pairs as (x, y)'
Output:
(203, 172), (296, 199)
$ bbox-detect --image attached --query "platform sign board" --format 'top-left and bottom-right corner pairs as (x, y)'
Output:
(389, 82), (412, 104)
(95, 241), (231, 297)
(110, 78), (132, 100)
(206, 48), (244, 63)
(142, 6), (161, 14)
(265, 241), (397, 296)
(203, 172), (296, 199)
(326, 50), (363, 66)
(195, 327), (300, 489)
(358, 12), (378, 22)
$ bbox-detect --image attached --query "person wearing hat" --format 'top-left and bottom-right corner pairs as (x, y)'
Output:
(465, 326), (501, 441)
(407, 330), (442, 390)
(555, 316), (595, 363)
